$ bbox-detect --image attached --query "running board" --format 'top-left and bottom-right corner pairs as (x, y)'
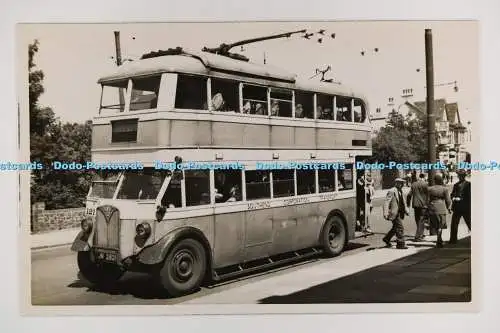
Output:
(212, 247), (323, 282)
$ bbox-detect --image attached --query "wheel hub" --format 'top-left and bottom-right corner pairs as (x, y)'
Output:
(172, 251), (194, 281)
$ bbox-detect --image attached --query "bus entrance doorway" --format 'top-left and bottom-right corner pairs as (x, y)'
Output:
(355, 156), (374, 234)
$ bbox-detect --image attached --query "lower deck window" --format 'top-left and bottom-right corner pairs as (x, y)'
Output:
(272, 170), (294, 197)
(338, 164), (354, 190)
(319, 170), (336, 193)
(245, 170), (270, 200)
(297, 170), (315, 194)
(185, 170), (211, 206)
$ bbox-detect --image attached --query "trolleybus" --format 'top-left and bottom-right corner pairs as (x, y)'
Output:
(71, 33), (373, 297)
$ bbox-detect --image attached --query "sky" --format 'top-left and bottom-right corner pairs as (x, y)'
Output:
(19, 21), (478, 129)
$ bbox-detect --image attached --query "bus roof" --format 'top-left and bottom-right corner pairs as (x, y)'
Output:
(97, 49), (364, 98)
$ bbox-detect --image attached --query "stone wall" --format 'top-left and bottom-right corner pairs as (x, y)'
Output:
(31, 202), (85, 233)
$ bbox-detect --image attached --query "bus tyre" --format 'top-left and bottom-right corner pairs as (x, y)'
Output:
(158, 238), (207, 297)
(77, 251), (124, 286)
(321, 216), (347, 257)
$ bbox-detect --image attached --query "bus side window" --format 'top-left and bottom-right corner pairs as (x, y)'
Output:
(245, 170), (270, 200)
(161, 179), (181, 208)
(294, 91), (314, 119)
(297, 170), (316, 194)
(317, 94), (333, 120)
(241, 84), (268, 115)
(270, 88), (293, 118)
(211, 79), (239, 112)
(175, 75), (207, 110)
(336, 96), (352, 122)
(130, 75), (161, 111)
(353, 98), (367, 123)
(272, 170), (294, 197)
(185, 170), (211, 206)
(214, 169), (242, 203)
(319, 170), (336, 193)
(338, 164), (354, 190)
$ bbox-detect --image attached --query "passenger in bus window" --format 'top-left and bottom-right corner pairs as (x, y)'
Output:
(295, 104), (304, 118)
(271, 100), (280, 116)
(211, 93), (226, 111)
(242, 101), (251, 114)
(255, 103), (266, 115)
(226, 185), (241, 202)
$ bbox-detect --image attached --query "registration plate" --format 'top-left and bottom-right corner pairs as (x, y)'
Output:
(94, 249), (118, 263)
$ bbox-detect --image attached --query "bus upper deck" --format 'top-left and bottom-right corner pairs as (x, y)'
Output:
(91, 48), (372, 161)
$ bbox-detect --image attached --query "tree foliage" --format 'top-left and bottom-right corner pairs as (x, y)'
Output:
(29, 40), (93, 209)
(372, 110), (429, 164)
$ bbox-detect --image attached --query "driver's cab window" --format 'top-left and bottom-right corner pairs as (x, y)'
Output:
(116, 169), (167, 200)
(161, 178), (181, 208)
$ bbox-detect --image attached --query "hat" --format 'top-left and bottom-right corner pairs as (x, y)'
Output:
(394, 178), (405, 183)
(456, 169), (467, 175)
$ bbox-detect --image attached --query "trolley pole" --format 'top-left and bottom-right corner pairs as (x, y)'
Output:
(114, 31), (123, 66)
(425, 29), (436, 185)
(114, 31), (125, 111)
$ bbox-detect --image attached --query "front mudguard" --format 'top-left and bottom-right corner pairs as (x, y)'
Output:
(70, 230), (90, 252)
(136, 227), (212, 266)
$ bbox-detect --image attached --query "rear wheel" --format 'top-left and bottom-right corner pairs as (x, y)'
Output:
(77, 251), (124, 286)
(321, 215), (347, 257)
(158, 238), (207, 297)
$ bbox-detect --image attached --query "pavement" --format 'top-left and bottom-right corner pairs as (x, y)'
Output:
(184, 225), (471, 304)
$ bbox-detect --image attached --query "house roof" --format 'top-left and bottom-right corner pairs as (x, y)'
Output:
(414, 99), (447, 121)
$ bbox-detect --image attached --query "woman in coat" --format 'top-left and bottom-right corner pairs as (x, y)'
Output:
(428, 173), (452, 247)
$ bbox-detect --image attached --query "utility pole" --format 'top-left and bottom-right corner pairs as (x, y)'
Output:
(114, 31), (125, 111)
(425, 29), (436, 185)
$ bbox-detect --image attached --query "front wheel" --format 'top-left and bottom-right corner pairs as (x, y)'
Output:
(321, 215), (347, 257)
(158, 238), (207, 297)
(77, 251), (124, 286)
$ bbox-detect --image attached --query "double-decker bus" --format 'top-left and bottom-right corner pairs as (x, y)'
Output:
(71, 33), (373, 297)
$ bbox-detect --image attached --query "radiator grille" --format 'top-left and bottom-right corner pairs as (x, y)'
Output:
(93, 205), (120, 249)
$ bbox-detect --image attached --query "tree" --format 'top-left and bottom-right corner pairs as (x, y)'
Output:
(372, 110), (429, 164)
(29, 40), (93, 209)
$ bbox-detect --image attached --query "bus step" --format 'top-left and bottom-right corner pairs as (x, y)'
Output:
(212, 248), (320, 282)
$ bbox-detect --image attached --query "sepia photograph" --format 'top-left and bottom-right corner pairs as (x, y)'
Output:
(17, 20), (478, 314)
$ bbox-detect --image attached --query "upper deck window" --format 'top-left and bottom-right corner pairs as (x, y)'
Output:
(210, 78), (239, 112)
(317, 94), (334, 120)
(100, 80), (128, 113)
(175, 75), (207, 110)
(269, 88), (293, 118)
(294, 92), (314, 119)
(130, 76), (161, 111)
(353, 98), (367, 123)
(336, 96), (352, 122)
(242, 84), (268, 115)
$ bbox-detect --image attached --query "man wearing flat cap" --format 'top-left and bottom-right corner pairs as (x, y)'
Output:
(382, 177), (409, 249)
(449, 169), (471, 243)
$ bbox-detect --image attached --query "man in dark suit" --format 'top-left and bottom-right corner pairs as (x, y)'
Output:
(406, 173), (429, 242)
(449, 169), (471, 243)
(382, 178), (409, 249)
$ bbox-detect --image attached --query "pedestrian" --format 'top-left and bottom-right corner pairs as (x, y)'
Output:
(382, 178), (409, 249)
(449, 169), (471, 243)
(364, 176), (375, 233)
(406, 173), (429, 242)
(356, 174), (366, 231)
(427, 173), (452, 248)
